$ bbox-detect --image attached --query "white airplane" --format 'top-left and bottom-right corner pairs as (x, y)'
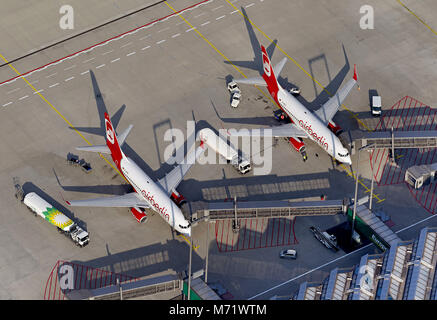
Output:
(230, 45), (358, 165)
(66, 112), (204, 237)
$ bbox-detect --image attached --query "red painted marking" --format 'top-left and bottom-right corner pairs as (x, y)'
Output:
(247, 218), (253, 249)
(253, 218), (259, 249)
(282, 218), (287, 245)
(292, 217), (298, 244)
(224, 219), (230, 252)
(270, 219), (275, 247)
(242, 219), (248, 250)
(219, 220), (224, 252)
(0, 0), (211, 86)
(259, 218), (265, 248)
(276, 218), (281, 246)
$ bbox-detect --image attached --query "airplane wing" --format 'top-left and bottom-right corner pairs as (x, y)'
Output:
(314, 65), (358, 125)
(234, 75), (267, 86)
(66, 192), (150, 208)
(158, 145), (206, 194)
(227, 123), (307, 138)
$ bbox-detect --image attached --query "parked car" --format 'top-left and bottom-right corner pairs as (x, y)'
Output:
(279, 249), (297, 259)
(227, 80), (241, 94)
(231, 92), (241, 108)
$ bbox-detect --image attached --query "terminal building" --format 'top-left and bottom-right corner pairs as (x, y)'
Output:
(293, 227), (437, 300)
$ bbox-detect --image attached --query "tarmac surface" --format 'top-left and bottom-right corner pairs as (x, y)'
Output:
(0, 0), (437, 299)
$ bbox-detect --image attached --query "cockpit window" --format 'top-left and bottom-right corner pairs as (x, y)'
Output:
(338, 152), (349, 157)
(179, 222), (191, 229)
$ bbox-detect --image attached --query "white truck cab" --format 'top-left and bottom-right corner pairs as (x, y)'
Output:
(371, 96), (382, 116)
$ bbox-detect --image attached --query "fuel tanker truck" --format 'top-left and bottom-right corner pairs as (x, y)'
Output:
(20, 191), (90, 247)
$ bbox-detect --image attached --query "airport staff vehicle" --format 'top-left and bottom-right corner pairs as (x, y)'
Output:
(17, 190), (89, 247)
(227, 80), (241, 94)
(231, 92), (241, 108)
(279, 249), (297, 259)
(405, 163), (437, 189)
(289, 87), (301, 95)
(310, 226), (339, 252)
(229, 45), (359, 164)
(198, 128), (251, 174)
(371, 95), (382, 116)
(66, 109), (206, 237)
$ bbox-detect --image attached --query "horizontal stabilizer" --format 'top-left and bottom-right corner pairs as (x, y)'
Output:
(117, 124), (133, 146)
(273, 57), (287, 77)
(76, 144), (110, 154)
(234, 76), (267, 86)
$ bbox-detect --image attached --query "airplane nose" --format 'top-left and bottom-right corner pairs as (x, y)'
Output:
(344, 156), (352, 165)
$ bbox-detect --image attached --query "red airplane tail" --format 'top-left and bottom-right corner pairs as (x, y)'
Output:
(104, 112), (124, 168)
(261, 45), (280, 99)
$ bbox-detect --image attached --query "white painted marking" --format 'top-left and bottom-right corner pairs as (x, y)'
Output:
(121, 42), (132, 48)
(186, 27), (196, 32)
(194, 12), (206, 18)
(230, 10), (239, 14)
(65, 76), (75, 82)
(7, 88), (20, 94)
(82, 57), (95, 63)
(201, 21), (210, 26)
(212, 5), (223, 11)
(80, 70), (90, 75)
(216, 15), (226, 20)
(18, 95), (29, 100)
(2, 102), (12, 107)
(141, 46), (151, 50)
(172, 33), (181, 38)
(158, 27), (169, 33)
(64, 65), (76, 71)
(102, 50), (114, 55)
(96, 64), (105, 69)
(176, 21), (185, 26)
(156, 40), (166, 44)
(33, 90), (44, 94)
(126, 51), (136, 56)
(46, 73), (57, 78)
(30, 80), (39, 85)
(245, 3), (255, 8)
(139, 35), (151, 40)
(110, 58), (121, 63)
(49, 83), (59, 88)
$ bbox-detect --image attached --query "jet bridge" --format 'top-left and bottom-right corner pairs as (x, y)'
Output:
(189, 198), (349, 227)
(350, 129), (437, 163)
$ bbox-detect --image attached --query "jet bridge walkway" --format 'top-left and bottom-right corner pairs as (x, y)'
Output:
(189, 198), (349, 223)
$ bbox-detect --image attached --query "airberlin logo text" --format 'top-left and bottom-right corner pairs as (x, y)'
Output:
(298, 120), (328, 150)
(262, 51), (271, 77)
(141, 189), (170, 221)
(105, 119), (115, 144)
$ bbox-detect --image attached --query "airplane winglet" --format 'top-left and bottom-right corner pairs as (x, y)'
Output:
(65, 201), (71, 206)
(353, 64), (360, 90)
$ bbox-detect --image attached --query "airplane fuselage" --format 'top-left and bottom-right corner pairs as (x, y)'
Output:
(119, 157), (191, 236)
(275, 87), (351, 164)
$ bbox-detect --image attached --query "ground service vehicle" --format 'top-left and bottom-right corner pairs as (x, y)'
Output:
(279, 249), (297, 259)
(310, 226), (339, 252)
(231, 92), (241, 108)
(227, 80), (241, 94)
(198, 128), (251, 174)
(371, 96), (382, 116)
(21, 192), (90, 247)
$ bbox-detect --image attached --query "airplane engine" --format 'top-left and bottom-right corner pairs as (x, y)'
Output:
(130, 207), (147, 223)
(288, 137), (306, 153)
(171, 190), (186, 207)
(328, 120), (343, 136)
